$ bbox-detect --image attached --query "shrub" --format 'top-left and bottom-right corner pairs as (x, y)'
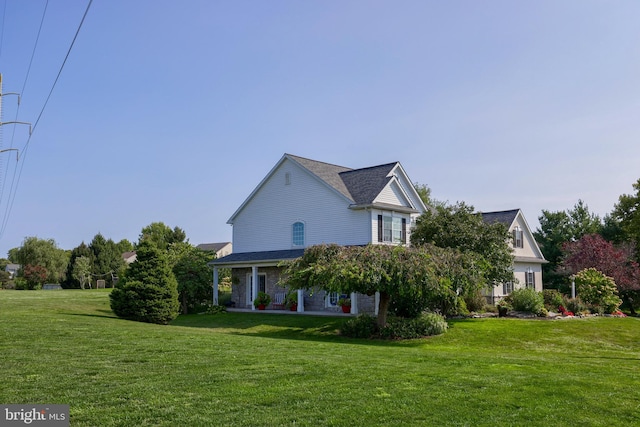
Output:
(543, 289), (564, 310)
(464, 289), (487, 313)
(206, 305), (227, 314)
(340, 314), (378, 338)
(565, 297), (587, 315)
(574, 268), (622, 313)
(380, 312), (448, 340)
(510, 287), (545, 315)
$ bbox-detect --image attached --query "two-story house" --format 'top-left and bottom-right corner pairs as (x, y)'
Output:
(210, 153), (427, 313)
(482, 209), (547, 303)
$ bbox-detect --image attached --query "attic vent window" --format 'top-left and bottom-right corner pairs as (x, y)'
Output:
(285, 172), (291, 185)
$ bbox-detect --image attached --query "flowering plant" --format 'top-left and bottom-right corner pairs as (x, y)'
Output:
(558, 305), (574, 317)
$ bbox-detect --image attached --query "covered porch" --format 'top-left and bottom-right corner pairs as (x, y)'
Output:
(209, 249), (378, 315)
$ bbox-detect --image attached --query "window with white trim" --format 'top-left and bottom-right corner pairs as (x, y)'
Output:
(378, 215), (406, 244)
(525, 268), (535, 288)
(292, 222), (304, 246)
(503, 282), (514, 295)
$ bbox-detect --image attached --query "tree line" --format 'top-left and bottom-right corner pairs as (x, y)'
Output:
(1, 222), (222, 317)
(534, 178), (640, 314)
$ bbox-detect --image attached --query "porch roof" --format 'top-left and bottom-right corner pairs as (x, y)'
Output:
(209, 249), (305, 268)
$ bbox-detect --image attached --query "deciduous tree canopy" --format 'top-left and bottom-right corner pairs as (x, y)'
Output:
(410, 202), (514, 286)
(281, 244), (489, 327)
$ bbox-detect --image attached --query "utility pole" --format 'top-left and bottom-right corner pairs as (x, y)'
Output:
(0, 74), (33, 138)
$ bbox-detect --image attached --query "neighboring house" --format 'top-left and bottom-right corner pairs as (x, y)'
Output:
(210, 153), (428, 313)
(481, 209), (547, 303)
(196, 242), (232, 258)
(5, 263), (20, 279)
(122, 251), (137, 265)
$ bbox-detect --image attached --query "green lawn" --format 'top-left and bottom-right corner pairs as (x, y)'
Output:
(1, 290), (638, 426)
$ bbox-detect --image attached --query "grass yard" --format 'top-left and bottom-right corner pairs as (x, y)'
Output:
(0, 290), (638, 426)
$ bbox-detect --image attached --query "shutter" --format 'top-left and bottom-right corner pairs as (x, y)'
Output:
(512, 230), (517, 248)
(401, 218), (407, 243)
(377, 215), (383, 242)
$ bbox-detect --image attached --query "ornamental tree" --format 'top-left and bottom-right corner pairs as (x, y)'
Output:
(281, 243), (487, 328)
(561, 234), (640, 314)
(110, 240), (179, 324)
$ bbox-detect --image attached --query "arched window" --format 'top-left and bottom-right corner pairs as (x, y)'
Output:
(292, 222), (304, 246)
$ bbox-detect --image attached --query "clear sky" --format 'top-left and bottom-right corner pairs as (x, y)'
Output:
(0, 0), (638, 256)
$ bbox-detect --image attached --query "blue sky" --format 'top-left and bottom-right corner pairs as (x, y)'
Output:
(0, 0), (639, 256)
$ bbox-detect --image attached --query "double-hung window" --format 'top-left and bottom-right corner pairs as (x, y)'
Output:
(525, 268), (535, 288)
(378, 215), (406, 244)
(503, 282), (514, 295)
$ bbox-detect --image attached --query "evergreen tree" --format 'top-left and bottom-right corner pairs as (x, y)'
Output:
(110, 240), (179, 324)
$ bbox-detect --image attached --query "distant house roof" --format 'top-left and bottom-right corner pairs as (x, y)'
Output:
(197, 242), (231, 252)
(481, 209), (520, 227)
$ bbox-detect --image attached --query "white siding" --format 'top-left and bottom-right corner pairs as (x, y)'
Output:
(511, 214), (539, 258)
(375, 181), (409, 206)
(232, 159), (371, 253)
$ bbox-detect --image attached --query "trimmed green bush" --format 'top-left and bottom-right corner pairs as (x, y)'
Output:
(509, 287), (545, 316)
(380, 312), (448, 340)
(340, 314), (379, 338)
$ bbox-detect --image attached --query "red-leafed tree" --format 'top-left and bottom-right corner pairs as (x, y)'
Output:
(562, 234), (640, 314)
(22, 265), (49, 290)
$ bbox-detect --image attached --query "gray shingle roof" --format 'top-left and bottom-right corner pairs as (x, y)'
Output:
(287, 154), (399, 205)
(481, 209), (519, 226)
(339, 163), (397, 205)
(210, 249), (305, 266)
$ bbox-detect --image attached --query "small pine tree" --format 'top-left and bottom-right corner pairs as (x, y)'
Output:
(110, 240), (179, 324)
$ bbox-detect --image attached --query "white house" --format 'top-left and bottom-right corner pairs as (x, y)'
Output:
(196, 242), (232, 258)
(482, 209), (547, 303)
(210, 153), (427, 313)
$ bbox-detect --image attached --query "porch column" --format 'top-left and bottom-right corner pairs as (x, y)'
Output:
(297, 289), (304, 313)
(350, 292), (358, 314)
(374, 292), (380, 315)
(251, 266), (258, 311)
(212, 266), (219, 306)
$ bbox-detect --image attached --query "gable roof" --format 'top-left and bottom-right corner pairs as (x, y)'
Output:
(482, 208), (547, 263)
(228, 154), (426, 223)
(481, 209), (520, 227)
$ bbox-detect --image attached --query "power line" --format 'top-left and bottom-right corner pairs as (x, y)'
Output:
(0, 0), (93, 241)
